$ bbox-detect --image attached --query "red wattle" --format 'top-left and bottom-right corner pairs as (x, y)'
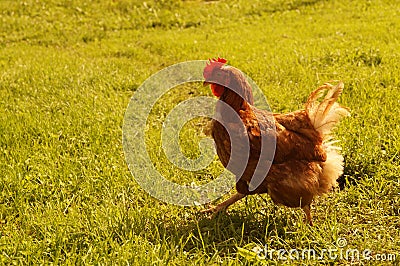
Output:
(211, 84), (224, 97)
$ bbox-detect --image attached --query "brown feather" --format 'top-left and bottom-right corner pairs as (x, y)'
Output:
(205, 64), (349, 224)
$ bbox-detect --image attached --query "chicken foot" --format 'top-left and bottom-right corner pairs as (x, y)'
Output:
(202, 192), (314, 226)
(201, 193), (246, 215)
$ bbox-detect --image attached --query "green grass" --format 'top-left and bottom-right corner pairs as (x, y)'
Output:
(1, 0), (400, 264)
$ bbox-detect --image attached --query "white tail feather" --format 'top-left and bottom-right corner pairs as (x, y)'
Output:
(306, 81), (350, 138)
(306, 81), (350, 195)
(317, 148), (344, 194)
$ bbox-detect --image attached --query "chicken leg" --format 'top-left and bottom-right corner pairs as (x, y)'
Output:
(302, 205), (314, 226)
(201, 193), (246, 214)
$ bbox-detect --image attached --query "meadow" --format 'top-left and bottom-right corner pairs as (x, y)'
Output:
(1, 0), (399, 264)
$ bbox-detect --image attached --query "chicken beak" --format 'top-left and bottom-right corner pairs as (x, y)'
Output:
(203, 81), (210, 86)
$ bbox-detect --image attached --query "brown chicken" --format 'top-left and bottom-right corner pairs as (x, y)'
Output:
(202, 58), (349, 225)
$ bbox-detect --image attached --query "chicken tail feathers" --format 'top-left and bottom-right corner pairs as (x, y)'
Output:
(305, 81), (350, 137)
(306, 81), (349, 194)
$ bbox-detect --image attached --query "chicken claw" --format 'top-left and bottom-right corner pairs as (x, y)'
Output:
(200, 193), (246, 217)
(200, 204), (226, 215)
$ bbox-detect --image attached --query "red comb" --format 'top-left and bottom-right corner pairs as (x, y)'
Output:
(203, 57), (227, 79)
(207, 57), (227, 65)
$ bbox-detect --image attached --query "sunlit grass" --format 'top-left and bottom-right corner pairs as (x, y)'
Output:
(1, 0), (399, 264)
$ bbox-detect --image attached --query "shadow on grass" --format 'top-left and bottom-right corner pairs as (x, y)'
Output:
(338, 158), (377, 190)
(150, 199), (299, 257)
